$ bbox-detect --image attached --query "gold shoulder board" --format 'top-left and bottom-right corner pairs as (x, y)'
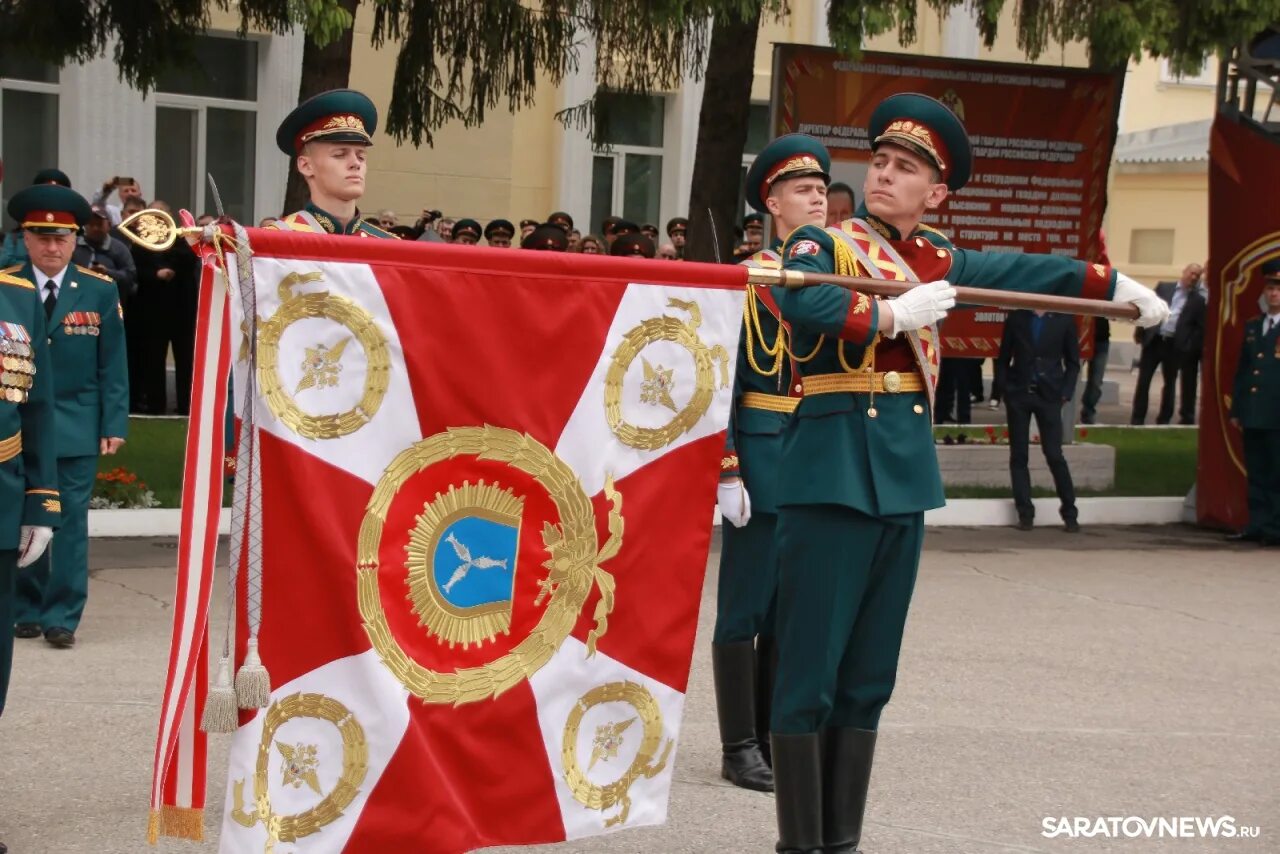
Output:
(75, 264), (114, 282)
(0, 272), (35, 289)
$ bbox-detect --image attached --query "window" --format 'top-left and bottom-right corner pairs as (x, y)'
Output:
(1159, 58), (1215, 88)
(1130, 229), (1175, 265)
(590, 93), (665, 231)
(736, 104), (772, 219)
(1, 51), (60, 227)
(153, 35), (259, 222)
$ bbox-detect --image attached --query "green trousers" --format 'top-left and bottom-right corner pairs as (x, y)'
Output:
(0, 549), (14, 716)
(1243, 428), (1280, 538)
(15, 455), (96, 632)
(714, 511), (779, 644)
(771, 504), (923, 734)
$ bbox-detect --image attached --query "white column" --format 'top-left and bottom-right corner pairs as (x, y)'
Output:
(554, 39), (597, 229)
(57, 50), (152, 201)
(255, 29), (306, 219)
(941, 5), (981, 60)
(810, 0), (831, 46)
(664, 55), (706, 227)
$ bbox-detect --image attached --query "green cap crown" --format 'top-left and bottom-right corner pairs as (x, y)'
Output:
(743, 133), (831, 213)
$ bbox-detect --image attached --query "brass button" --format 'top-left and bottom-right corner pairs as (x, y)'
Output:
(915, 237), (924, 247)
(913, 404), (924, 414)
(794, 383), (802, 393)
(937, 249), (947, 258)
(1252, 387), (1259, 392)
(867, 407), (878, 419)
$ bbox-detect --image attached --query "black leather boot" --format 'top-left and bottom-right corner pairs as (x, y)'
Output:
(711, 641), (774, 791)
(773, 731), (824, 853)
(755, 636), (778, 767)
(822, 727), (877, 853)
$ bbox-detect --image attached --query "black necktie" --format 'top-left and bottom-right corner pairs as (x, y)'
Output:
(44, 282), (57, 320)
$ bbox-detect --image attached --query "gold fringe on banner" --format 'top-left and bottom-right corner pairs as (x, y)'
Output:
(147, 806), (205, 843)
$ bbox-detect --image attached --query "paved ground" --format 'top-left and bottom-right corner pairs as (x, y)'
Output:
(2, 525), (1275, 854)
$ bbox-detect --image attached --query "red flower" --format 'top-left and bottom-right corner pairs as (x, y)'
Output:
(1078, 428), (1089, 438)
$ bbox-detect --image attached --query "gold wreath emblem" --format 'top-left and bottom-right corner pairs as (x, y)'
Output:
(230, 692), (368, 851)
(605, 298), (730, 451)
(357, 426), (624, 705)
(562, 681), (672, 827)
(257, 271), (390, 440)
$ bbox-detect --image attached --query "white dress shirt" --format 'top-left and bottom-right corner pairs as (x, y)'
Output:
(33, 266), (70, 301)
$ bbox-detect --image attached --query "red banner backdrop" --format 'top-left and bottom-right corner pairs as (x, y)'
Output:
(1198, 115), (1280, 529)
(771, 45), (1123, 358)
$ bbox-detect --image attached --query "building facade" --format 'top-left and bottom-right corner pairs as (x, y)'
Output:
(0, 2), (1265, 279)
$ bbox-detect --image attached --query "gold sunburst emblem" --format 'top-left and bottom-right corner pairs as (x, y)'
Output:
(604, 298), (730, 451)
(562, 681), (672, 827)
(230, 692), (368, 849)
(256, 271), (390, 440)
(405, 480), (525, 649)
(358, 426), (624, 705)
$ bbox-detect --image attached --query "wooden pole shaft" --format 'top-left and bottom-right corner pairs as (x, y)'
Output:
(744, 268), (1139, 321)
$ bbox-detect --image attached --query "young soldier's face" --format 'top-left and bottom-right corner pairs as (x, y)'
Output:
(488, 235), (512, 248)
(765, 176), (828, 234)
(24, 231), (75, 277)
(297, 142), (368, 202)
(863, 144), (947, 225)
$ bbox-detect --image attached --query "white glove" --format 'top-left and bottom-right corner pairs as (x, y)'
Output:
(1113, 272), (1170, 329)
(17, 526), (53, 569)
(889, 280), (956, 334)
(717, 480), (752, 528)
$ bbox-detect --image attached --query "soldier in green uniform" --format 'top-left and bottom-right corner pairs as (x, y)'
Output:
(1227, 259), (1280, 545)
(451, 219), (483, 246)
(0, 168), (60, 854)
(1, 214), (60, 715)
(270, 89), (396, 239)
(484, 219), (516, 248)
(7, 184), (128, 650)
(768, 93), (1169, 853)
(665, 217), (688, 259)
(521, 223), (569, 251)
(713, 134), (832, 793)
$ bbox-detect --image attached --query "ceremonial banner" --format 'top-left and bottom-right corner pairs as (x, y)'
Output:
(772, 45), (1123, 357)
(159, 230), (745, 851)
(1199, 115), (1280, 529)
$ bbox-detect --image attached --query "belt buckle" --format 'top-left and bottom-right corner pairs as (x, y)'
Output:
(882, 370), (902, 393)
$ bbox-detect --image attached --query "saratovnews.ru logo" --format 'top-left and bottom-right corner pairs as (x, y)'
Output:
(1043, 816), (1261, 840)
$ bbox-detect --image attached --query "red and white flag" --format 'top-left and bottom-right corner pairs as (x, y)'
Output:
(154, 230), (746, 851)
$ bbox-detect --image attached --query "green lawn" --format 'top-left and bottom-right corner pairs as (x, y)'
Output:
(96, 418), (1198, 508)
(96, 417), (225, 508)
(936, 426), (1198, 499)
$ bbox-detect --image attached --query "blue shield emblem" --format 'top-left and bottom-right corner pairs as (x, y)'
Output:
(406, 481), (523, 648)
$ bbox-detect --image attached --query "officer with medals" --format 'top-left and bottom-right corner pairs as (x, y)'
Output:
(769, 94), (1169, 853)
(7, 184), (128, 651)
(0, 176), (60, 725)
(270, 89), (396, 239)
(713, 134), (832, 794)
(1227, 259), (1280, 545)
(484, 219), (516, 248)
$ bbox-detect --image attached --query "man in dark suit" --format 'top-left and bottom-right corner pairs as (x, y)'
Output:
(1131, 263), (1206, 425)
(996, 310), (1081, 531)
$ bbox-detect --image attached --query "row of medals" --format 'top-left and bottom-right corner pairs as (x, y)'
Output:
(1, 340), (35, 402)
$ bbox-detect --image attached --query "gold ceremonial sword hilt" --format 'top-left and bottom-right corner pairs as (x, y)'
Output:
(117, 208), (206, 252)
(743, 267), (1141, 321)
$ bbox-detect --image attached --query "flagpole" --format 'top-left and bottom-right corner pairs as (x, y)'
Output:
(744, 267), (1140, 321)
